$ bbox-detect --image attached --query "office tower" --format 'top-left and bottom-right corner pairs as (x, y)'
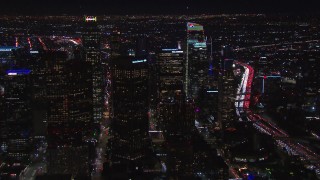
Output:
(186, 22), (208, 98)
(82, 16), (104, 125)
(110, 56), (149, 162)
(0, 46), (20, 69)
(156, 47), (195, 177)
(42, 51), (93, 176)
(0, 69), (32, 165)
(157, 93), (195, 140)
(157, 48), (184, 99)
(218, 47), (236, 129)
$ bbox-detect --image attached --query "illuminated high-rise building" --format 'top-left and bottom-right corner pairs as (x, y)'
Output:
(157, 48), (184, 99)
(218, 47), (236, 129)
(82, 16), (104, 125)
(186, 22), (208, 98)
(156, 47), (195, 166)
(0, 69), (32, 165)
(38, 51), (93, 176)
(110, 56), (150, 162)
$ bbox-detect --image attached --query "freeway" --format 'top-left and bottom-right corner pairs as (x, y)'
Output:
(234, 39), (320, 52)
(235, 61), (253, 119)
(235, 61), (320, 177)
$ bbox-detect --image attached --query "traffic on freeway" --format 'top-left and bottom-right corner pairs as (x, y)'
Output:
(235, 61), (320, 177)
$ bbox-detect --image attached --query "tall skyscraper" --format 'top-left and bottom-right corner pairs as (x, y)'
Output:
(186, 22), (208, 98)
(0, 69), (32, 165)
(157, 48), (184, 99)
(155, 44), (193, 142)
(82, 16), (104, 125)
(110, 56), (150, 162)
(40, 51), (93, 176)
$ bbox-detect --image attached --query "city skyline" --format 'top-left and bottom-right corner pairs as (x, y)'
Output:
(0, 12), (319, 180)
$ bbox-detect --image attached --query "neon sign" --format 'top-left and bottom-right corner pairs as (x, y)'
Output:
(30, 51), (39, 54)
(0, 48), (13, 52)
(187, 22), (204, 31)
(0, 47), (18, 52)
(132, 59), (147, 64)
(6, 69), (31, 76)
(162, 48), (178, 51)
(172, 51), (183, 53)
(207, 90), (218, 93)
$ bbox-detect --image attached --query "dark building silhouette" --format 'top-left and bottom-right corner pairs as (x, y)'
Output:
(157, 93), (195, 140)
(109, 56), (150, 162)
(34, 50), (94, 176)
(135, 37), (149, 57)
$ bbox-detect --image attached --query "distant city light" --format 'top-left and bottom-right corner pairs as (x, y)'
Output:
(259, 75), (281, 78)
(162, 48), (178, 51)
(85, 16), (97, 22)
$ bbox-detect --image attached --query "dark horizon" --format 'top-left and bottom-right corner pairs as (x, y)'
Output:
(0, 0), (319, 15)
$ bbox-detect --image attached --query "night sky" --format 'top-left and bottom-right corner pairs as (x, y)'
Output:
(0, 0), (319, 15)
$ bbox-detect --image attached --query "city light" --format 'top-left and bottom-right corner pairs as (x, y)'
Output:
(6, 69), (31, 75)
(0, 10), (319, 180)
(85, 16), (97, 22)
(132, 59), (147, 64)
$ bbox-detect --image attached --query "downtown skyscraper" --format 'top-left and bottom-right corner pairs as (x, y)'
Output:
(109, 57), (150, 162)
(0, 46), (34, 179)
(156, 47), (195, 139)
(0, 69), (32, 165)
(43, 51), (93, 176)
(186, 22), (208, 98)
(157, 48), (184, 99)
(82, 16), (104, 125)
